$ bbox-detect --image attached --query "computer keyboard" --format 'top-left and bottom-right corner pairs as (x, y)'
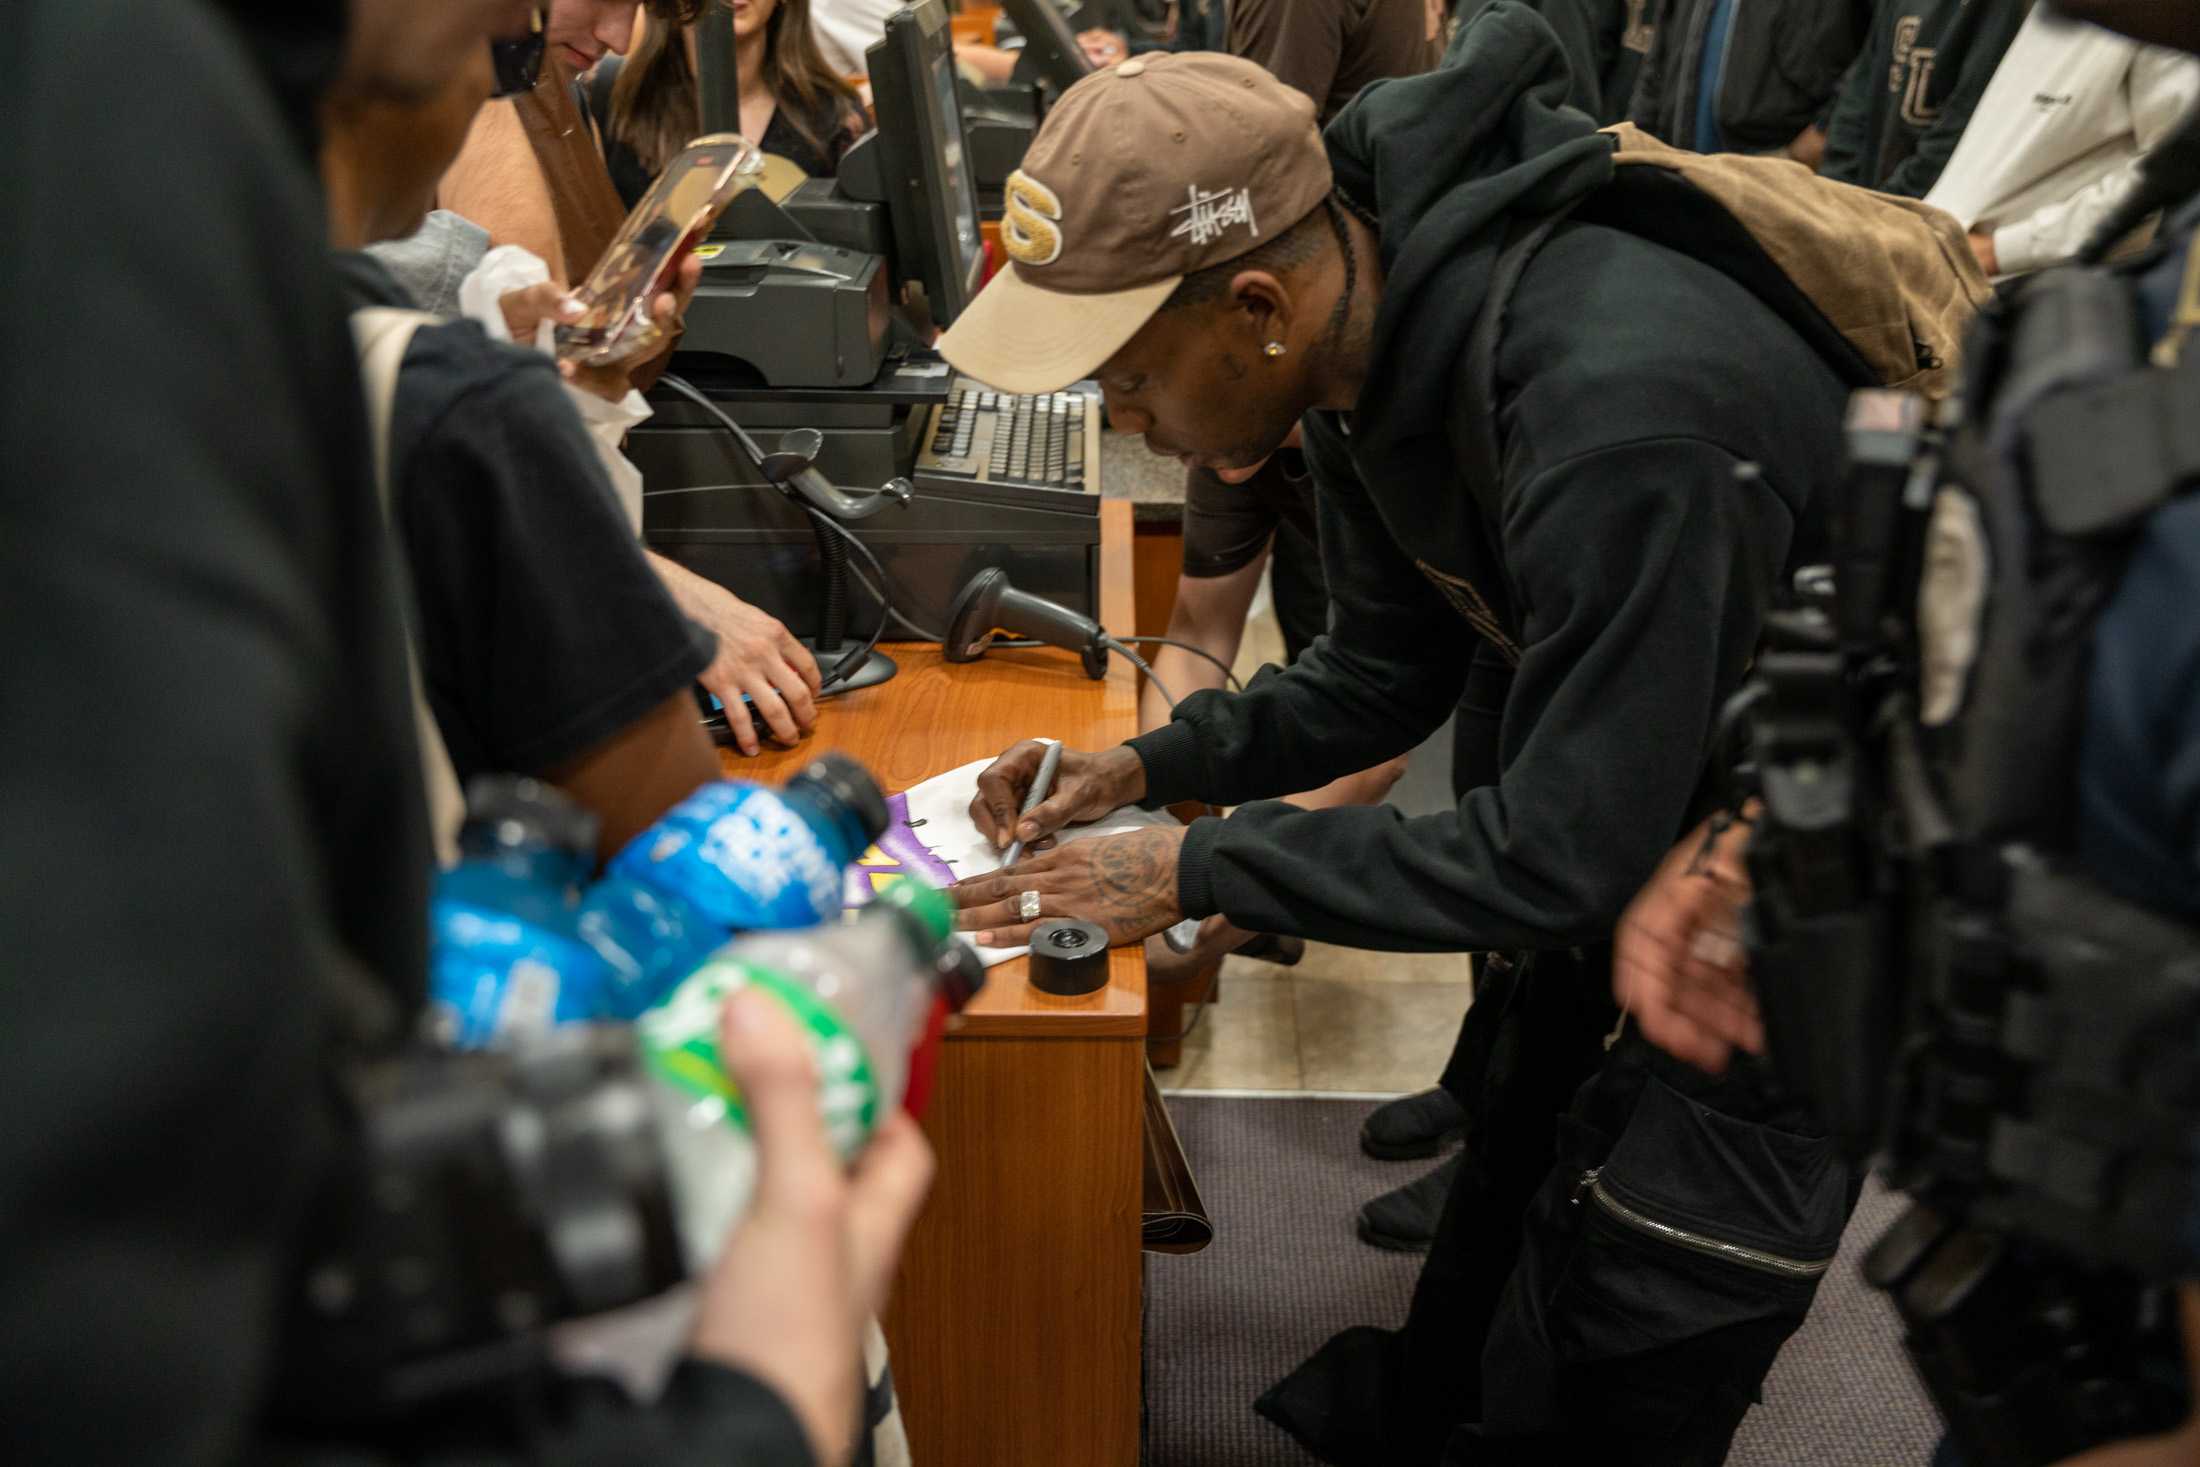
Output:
(915, 378), (1101, 493)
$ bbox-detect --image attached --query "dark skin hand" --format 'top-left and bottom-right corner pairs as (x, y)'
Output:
(951, 824), (1189, 949)
(953, 739), (1183, 946)
(967, 741), (1150, 850)
(1786, 123), (1829, 172)
(545, 686), (723, 863)
(1611, 811), (1765, 1074)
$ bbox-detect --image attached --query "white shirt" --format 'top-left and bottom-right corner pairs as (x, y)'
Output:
(1925, 12), (2200, 277)
(810, 0), (907, 76)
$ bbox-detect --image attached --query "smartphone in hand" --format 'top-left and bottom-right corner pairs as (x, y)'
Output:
(555, 133), (763, 368)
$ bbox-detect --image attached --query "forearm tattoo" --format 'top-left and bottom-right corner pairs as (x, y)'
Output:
(1091, 830), (1177, 926)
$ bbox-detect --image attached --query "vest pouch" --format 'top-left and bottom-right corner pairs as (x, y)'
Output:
(1936, 305), (2187, 848)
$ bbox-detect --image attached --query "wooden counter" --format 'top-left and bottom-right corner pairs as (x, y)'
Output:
(732, 499), (1145, 1465)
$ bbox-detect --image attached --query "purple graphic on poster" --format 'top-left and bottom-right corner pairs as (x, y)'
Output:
(842, 791), (956, 910)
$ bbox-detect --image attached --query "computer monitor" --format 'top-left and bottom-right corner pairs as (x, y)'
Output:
(867, 1), (987, 326)
(999, 0), (1096, 96)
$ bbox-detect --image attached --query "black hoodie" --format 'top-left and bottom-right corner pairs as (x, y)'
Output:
(1126, 2), (1850, 951)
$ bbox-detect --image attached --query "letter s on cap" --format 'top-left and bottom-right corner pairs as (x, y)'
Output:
(1002, 170), (1065, 267)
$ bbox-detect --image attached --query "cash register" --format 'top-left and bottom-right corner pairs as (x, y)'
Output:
(629, 0), (1105, 645)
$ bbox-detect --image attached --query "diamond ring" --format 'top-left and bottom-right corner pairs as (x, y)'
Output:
(1019, 890), (1043, 921)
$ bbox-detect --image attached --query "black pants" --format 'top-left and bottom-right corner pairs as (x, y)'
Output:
(1261, 949), (1853, 1466)
(1256, 947), (1618, 1465)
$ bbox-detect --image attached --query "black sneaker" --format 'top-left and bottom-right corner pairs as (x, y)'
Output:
(1356, 1153), (1463, 1254)
(1358, 1086), (1466, 1161)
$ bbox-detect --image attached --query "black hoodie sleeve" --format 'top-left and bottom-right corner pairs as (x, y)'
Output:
(1168, 433), (1794, 951)
(1127, 421), (1474, 811)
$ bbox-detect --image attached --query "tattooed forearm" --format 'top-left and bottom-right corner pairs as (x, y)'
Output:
(947, 825), (1186, 946)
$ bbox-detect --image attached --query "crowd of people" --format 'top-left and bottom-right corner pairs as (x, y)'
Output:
(6, 0), (2199, 1465)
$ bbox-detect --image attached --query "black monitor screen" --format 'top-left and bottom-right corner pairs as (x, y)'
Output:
(869, 1), (986, 326)
(926, 40), (984, 281)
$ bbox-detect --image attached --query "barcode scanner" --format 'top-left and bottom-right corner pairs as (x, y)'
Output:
(943, 568), (1110, 680)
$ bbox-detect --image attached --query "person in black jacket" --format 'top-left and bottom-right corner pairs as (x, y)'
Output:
(1628, 0), (1870, 156)
(1820, 0), (2032, 197)
(933, 9), (1872, 1459)
(0, 4), (926, 1465)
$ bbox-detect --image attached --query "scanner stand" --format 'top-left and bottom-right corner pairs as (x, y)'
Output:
(757, 428), (902, 697)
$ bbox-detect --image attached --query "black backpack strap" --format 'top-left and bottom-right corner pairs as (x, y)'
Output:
(1448, 207), (1577, 625)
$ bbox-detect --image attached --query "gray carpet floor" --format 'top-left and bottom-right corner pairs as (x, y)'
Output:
(1144, 1095), (1943, 1467)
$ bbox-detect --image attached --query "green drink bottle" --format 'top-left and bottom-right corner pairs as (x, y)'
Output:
(635, 881), (958, 1267)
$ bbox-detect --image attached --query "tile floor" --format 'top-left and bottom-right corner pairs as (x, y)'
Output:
(1161, 591), (1474, 1097)
(1166, 944), (1474, 1094)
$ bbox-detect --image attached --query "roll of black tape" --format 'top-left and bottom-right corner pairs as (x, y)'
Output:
(1028, 919), (1110, 996)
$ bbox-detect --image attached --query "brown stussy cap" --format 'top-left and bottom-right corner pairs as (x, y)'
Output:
(936, 53), (1333, 394)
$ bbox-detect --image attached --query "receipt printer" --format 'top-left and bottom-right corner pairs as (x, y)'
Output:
(679, 239), (892, 389)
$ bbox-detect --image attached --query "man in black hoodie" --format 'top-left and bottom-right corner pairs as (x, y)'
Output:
(937, 7), (1861, 1461)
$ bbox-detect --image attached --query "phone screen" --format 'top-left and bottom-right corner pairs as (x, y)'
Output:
(555, 134), (763, 367)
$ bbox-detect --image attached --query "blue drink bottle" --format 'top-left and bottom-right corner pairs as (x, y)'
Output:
(428, 777), (612, 1049)
(578, 754), (892, 1018)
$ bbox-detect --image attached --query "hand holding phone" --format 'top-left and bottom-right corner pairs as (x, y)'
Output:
(555, 133), (763, 369)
